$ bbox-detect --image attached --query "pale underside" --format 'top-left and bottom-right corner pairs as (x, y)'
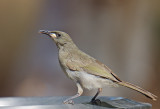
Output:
(66, 69), (119, 90)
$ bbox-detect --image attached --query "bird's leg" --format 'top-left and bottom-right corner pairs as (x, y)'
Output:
(63, 83), (83, 104)
(91, 88), (102, 103)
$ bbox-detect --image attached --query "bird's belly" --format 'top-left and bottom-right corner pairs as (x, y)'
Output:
(66, 69), (119, 90)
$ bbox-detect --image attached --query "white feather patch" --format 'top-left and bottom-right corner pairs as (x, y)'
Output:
(66, 69), (119, 90)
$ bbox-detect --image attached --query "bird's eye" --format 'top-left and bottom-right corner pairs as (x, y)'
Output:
(57, 33), (61, 37)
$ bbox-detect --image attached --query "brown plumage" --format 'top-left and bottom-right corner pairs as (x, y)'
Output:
(39, 30), (157, 104)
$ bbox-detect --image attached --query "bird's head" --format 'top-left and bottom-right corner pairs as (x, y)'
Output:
(39, 30), (75, 49)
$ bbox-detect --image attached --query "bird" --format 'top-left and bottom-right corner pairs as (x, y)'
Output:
(39, 30), (157, 104)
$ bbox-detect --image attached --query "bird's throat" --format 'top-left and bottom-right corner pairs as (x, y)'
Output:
(57, 42), (78, 51)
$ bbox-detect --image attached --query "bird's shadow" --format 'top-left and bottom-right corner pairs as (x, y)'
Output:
(83, 99), (117, 108)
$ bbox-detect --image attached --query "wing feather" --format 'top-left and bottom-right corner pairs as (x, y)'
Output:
(66, 58), (121, 82)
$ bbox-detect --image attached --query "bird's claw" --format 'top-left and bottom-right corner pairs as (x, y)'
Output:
(91, 99), (101, 105)
(63, 100), (74, 105)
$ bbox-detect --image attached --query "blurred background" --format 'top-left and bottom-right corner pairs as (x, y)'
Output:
(0, 0), (159, 108)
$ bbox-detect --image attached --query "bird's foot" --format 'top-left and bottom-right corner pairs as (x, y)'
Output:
(63, 99), (74, 105)
(91, 99), (101, 105)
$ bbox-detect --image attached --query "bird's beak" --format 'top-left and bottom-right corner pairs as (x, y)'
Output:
(39, 30), (57, 38)
(39, 30), (50, 35)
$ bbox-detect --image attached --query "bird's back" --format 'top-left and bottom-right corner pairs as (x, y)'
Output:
(59, 47), (121, 83)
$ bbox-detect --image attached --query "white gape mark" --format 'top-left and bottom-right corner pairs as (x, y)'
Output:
(50, 33), (57, 38)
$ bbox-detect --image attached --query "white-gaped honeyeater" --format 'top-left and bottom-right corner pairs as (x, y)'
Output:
(39, 30), (157, 104)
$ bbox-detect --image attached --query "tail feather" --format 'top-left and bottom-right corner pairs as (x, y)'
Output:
(118, 81), (157, 101)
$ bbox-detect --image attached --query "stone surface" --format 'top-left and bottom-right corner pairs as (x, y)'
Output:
(0, 96), (151, 109)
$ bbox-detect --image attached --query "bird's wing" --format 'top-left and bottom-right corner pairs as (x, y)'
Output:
(66, 58), (121, 82)
(81, 60), (122, 82)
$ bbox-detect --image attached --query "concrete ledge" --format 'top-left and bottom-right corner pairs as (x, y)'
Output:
(0, 96), (151, 109)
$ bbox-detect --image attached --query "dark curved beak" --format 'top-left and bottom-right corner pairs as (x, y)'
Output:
(39, 30), (51, 35)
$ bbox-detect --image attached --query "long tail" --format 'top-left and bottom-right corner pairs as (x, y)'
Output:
(118, 81), (157, 101)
